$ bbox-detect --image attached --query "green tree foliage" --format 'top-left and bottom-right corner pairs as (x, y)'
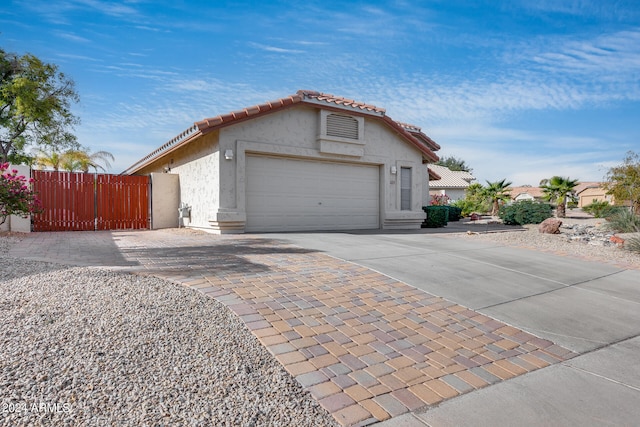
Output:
(604, 151), (640, 214)
(0, 48), (79, 163)
(484, 179), (512, 216)
(451, 182), (490, 216)
(435, 155), (472, 172)
(540, 176), (579, 218)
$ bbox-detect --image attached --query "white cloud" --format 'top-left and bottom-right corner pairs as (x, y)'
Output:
(248, 42), (304, 54)
(54, 31), (91, 43)
(526, 29), (640, 81)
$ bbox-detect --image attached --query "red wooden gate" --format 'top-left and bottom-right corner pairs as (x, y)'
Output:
(32, 171), (149, 231)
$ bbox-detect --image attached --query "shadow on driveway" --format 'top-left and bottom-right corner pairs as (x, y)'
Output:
(7, 231), (321, 279)
(116, 237), (319, 277)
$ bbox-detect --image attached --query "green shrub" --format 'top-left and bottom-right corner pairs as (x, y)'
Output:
(451, 198), (489, 217)
(446, 205), (462, 221)
(582, 201), (624, 218)
(626, 236), (640, 254)
(498, 200), (552, 225)
(606, 209), (640, 233)
(422, 205), (448, 228)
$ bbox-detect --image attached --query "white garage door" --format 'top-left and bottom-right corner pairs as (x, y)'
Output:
(246, 155), (379, 232)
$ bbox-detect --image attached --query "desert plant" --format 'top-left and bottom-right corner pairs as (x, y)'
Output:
(540, 176), (579, 218)
(605, 209), (640, 233)
(499, 200), (552, 225)
(451, 198), (487, 217)
(625, 236), (640, 254)
(485, 179), (512, 216)
(451, 182), (490, 216)
(582, 200), (624, 218)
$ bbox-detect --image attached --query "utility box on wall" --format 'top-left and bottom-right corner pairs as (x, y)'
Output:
(150, 173), (180, 229)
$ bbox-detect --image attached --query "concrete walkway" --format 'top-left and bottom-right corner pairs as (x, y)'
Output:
(9, 228), (640, 426)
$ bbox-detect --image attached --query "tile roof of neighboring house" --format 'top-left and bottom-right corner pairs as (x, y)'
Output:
(124, 90), (439, 174)
(427, 168), (441, 180)
(574, 182), (604, 195)
(428, 164), (475, 188)
(508, 186), (545, 199)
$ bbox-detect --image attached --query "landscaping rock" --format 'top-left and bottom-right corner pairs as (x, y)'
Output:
(610, 235), (625, 246)
(539, 218), (562, 234)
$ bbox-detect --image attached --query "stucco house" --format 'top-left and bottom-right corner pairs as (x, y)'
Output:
(428, 164), (475, 202)
(508, 186), (545, 202)
(124, 90), (440, 233)
(575, 182), (613, 207)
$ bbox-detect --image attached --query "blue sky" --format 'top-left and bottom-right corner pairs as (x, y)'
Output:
(2, 0), (639, 185)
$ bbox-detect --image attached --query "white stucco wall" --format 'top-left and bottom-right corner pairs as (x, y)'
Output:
(137, 132), (219, 230)
(150, 173), (180, 229)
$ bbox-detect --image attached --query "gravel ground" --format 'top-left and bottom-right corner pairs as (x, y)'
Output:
(0, 236), (338, 427)
(460, 216), (640, 268)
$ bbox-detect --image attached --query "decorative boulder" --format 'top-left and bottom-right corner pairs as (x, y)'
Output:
(610, 235), (625, 246)
(538, 218), (562, 234)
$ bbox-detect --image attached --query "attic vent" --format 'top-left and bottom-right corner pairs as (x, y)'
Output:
(326, 114), (359, 140)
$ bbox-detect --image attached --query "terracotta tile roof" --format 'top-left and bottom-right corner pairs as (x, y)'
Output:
(427, 168), (442, 181)
(300, 90), (386, 114)
(124, 90), (439, 174)
(574, 182), (604, 195)
(508, 186), (545, 199)
(397, 122), (441, 152)
(428, 164), (475, 188)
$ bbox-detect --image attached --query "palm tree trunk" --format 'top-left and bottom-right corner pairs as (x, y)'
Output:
(557, 197), (566, 218)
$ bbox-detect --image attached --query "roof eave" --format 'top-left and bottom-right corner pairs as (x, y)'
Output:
(122, 125), (202, 175)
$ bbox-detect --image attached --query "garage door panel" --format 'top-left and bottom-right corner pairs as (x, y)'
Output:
(246, 156), (379, 232)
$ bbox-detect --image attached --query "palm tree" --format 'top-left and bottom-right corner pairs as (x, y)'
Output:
(35, 150), (63, 171)
(63, 149), (115, 172)
(540, 176), (579, 218)
(484, 179), (513, 216)
(35, 148), (115, 172)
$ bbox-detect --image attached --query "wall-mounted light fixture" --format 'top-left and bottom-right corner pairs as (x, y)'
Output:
(224, 149), (234, 160)
(390, 166), (397, 174)
(163, 166), (171, 173)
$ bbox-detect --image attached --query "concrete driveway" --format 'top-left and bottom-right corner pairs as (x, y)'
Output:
(269, 230), (640, 426)
(8, 228), (640, 426)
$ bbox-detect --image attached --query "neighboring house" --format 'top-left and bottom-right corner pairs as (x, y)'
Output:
(508, 186), (545, 202)
(124, 90), (440, 233)
(574, 182), (613, 207)
(428, 164), (475, 202)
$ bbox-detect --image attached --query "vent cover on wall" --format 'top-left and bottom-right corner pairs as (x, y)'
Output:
(326, 113), (359, 139)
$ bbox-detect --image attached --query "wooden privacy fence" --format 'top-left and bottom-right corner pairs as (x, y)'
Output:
(32, 171), (150, 231)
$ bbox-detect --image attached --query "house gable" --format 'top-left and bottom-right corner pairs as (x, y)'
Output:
(124, 90), (438, 175)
